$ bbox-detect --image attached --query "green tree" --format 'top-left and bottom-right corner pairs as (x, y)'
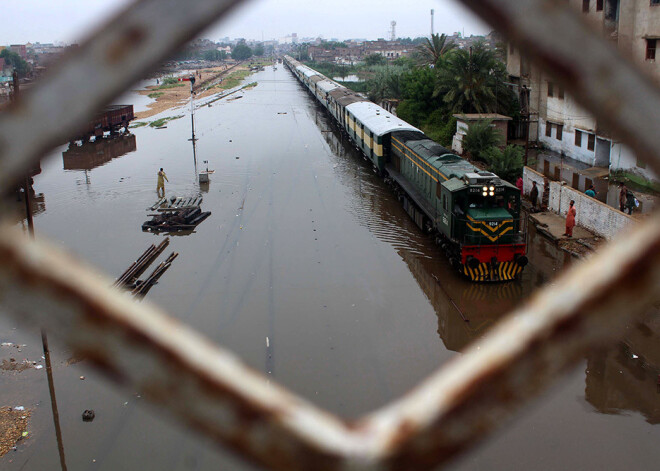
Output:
(462, 119), (503, 161)
(296, 44), (309, 61)
(202, 49), (227, 61)
(364, 53), (387, 66)
(253, 43), (265, 56)
(415, 33), (456, 67)
(434, 42), (511, 114)
(231, 43), (252, 60)
(483, 145), (524, 183)
(0, 49), (30, 77)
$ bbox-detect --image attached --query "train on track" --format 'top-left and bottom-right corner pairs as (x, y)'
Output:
(283, 56), (528, 282)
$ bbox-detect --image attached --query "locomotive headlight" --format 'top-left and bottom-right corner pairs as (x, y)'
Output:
(482, 186), (488, 192)
(489, 186), (495, 191)
(482, 191), (488, 196)
(489, 191), (495, 196)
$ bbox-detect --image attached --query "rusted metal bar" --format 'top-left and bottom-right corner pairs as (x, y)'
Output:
(0, 225), (364, 470)
(0, 214), (659, 470)
(455, 0), (660, 176)
(361, 215), (660, 469)
(0, 0), (245, 192)
(0, 0), (659, 470)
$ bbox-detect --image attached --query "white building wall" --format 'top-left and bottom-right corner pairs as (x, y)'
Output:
(539, 118), (598, 166)
(610, 142), (660, 182)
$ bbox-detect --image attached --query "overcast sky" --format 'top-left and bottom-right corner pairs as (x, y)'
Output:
(1, 0), (489, 45)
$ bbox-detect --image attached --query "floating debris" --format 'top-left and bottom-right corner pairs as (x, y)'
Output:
(82, 410), (95, 422)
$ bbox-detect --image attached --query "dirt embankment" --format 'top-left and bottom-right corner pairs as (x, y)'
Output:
(134, 63), (250, 120)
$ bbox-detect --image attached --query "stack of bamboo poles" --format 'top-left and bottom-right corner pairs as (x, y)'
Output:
(114, 238), (178, 298)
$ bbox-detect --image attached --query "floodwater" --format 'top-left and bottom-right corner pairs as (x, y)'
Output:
(2, 65), (659, 470)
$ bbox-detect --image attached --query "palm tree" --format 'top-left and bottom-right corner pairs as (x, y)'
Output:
(434, 42), (505, 114)
(415, 33), (457, 67)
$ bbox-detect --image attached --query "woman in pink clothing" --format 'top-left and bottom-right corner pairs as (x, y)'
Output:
(563, 200), (576, 237)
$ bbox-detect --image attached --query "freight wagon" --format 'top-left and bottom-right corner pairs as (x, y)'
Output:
(72, 104), (135, 142)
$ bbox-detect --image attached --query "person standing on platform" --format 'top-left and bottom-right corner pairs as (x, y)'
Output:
(516, 176), (523, 195)
(563, 200), (577, 237)
(157, 168), (168, 197)
(529, 181), (539, 211)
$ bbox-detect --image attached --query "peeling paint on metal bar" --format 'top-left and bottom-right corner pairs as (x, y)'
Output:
(1, 0), (660, 469)
(0, 0), (245, 192)
(455, 0), (660, 176)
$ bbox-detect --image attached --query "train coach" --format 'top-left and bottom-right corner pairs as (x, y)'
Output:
(284, 56), (527, 282)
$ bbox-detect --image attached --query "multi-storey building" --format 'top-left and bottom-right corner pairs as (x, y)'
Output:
(507, 0), (659, 184)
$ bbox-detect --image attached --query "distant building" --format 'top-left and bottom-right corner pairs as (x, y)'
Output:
(9, 44), (27, 60)
(452, 114), (512, 154)
(507, 0), (659, 184)
(308, 39), (411, 64)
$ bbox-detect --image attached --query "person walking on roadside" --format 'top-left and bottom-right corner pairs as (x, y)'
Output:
(619, 183), (628, 212)
(563, 200), (577, 238)
(529, 181), (539, 211)
(157, 168), (168, 197)
(585, 185), (596, 198)
(516, 176), (523, 195)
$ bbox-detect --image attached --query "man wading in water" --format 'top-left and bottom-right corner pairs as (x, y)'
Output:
(157, 168), (168, 197)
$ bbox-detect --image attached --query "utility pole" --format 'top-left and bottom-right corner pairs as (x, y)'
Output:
(188, 75), (197, 142)
(13, 72), (35, 237)
(431, 9), (434, 36)
(14, 70), (68, 471)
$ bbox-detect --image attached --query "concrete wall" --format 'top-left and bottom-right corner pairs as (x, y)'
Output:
(523, 166), (634, 239)
(522, 166), (546, 201)
(547, 181), (635, 239)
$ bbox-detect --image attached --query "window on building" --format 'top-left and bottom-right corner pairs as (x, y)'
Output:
(646, 39), (657, 60)
(558, 86), (565, 99)
(547, 81), (554, 97)
(546, 123), (553, 137)
(583, 0), (590, 12)
(597, 0), (603, 11)
(587, 133), (595, 151)
(652, 0), (660, 6)
(575, 130), (582, 147)
(556, 124), (564, 141)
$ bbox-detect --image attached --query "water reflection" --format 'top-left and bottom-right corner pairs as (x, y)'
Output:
(586, 318), (660, 424)
(317, 109), (525, 351)
(315, 103), (660, 426)
(62, 133), (137, 171)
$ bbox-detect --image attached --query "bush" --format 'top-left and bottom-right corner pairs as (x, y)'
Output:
(396, 100), (428, 127)
(484, 145), (523, 184)
(462, 120), (503, 161)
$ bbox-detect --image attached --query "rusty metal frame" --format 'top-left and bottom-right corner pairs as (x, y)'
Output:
(0, 0), (659, 470)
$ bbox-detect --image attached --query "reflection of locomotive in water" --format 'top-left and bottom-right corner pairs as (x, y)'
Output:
(284, 56), (527, 281)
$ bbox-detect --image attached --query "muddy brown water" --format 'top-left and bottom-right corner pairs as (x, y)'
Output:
(1, 66), (659, 470)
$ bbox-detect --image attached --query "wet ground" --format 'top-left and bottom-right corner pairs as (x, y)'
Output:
(2, 65), (659, 470)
